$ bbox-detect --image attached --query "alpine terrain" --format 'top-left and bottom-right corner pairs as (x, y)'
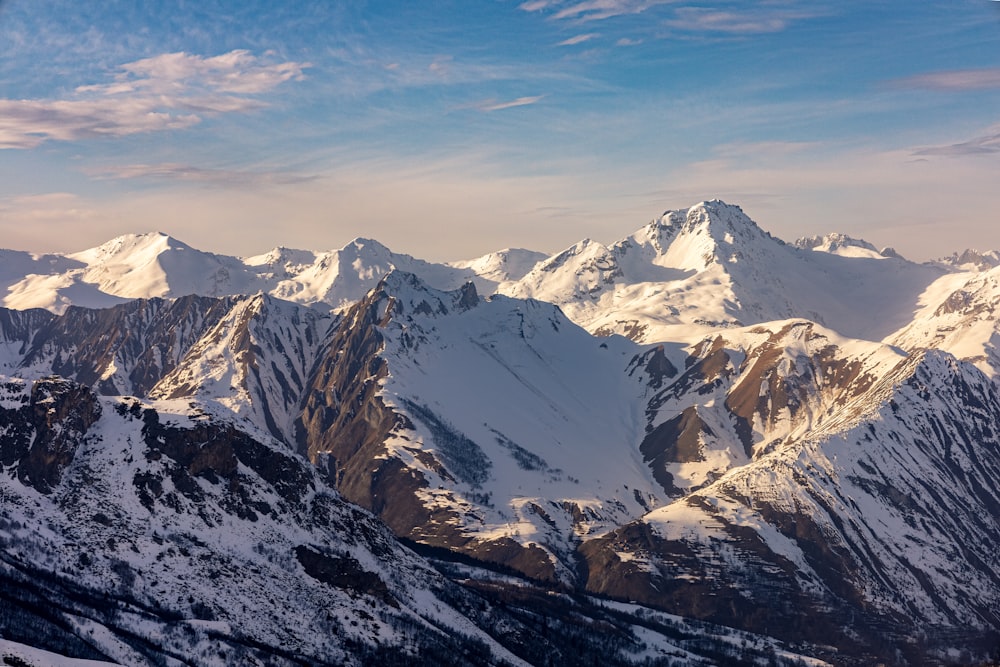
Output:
(2, 200), (1000, 666)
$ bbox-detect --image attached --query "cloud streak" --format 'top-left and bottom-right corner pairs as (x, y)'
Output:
(0, 50), (309, 149)
(557, 33), (600, 46)
(913, 126), (1000, 157)
(891, 68), (1000, 92)
(474, 96), (546, 112)
(664, 7), (819, 35)
(552, 0), (676, 22)
(88, 163), (319, 187)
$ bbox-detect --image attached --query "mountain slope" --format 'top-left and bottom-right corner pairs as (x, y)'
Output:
(296, 271), (663, 583)
(0, 234), (479, 315)
(501, 201), (945, 343)
(581, 349), (1000, 661)
(0, 374), (835, 667)
(0, 376), (532, 666)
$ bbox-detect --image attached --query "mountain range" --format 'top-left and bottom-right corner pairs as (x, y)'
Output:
(2, 200), (999, 666)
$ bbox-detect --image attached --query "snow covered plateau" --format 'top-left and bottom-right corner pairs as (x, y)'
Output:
(2, 200), (1000, 666)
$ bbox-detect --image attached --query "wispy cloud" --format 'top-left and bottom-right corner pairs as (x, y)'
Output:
(557, 33), (600, 46)
(0, 50), (309, 149)
(552, 1), (676, 22)
(88, 163), (318, 187)
(520, 1), (819, 39)
(474, 96), (546, 112)
(891, 68), (1000, 92)
(664, 7), (816, 35)
(712, 140), (823, 159)
(0, 99), (201, 149)
(519, 0), (560, 11)
(913, 126), (1000, 157)
(0, 192), (100, 227)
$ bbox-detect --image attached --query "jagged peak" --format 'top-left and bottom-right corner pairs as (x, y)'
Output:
(369, 270), (480, 321)
(795, 232), (875, 252)
(794, 233), (910, 262)
(626, 200), (778, 257)
(660, 200), (766, 236)
(544, 238), (610, 265)
(933, 248), (1000, 271)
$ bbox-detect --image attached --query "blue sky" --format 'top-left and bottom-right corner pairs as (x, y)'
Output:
(1, 0), (999, 260)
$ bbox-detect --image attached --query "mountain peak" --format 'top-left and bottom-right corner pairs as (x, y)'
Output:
(373, 270), (480, 319)
(794, 232), (887, 259)
(628, 200), (778, 272)
(667, 200), (768, 239)
(69, 231), (193, 264)
(934, 248), (1000, 271)
(243, 245), (317, 271)
(344, 237), (393, 257)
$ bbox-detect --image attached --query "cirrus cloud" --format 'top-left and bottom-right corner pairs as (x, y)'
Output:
(664, 7), (819, 34)
(557, 33), (600, 46)
(473, 95), (546, 112)
(0, 50), (309, 150)
(87, 162), (319, 188)
(552, 0), (676, 22)
(891, 68), (1000, 92)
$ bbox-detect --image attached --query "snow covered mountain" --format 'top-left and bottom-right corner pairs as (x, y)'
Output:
(583, 348), (1000, 660)
(0, 233), (488, 314)
(4, 201), (1000, 664)
(0, 321), (835, 667)
(499, 201), (946, 343)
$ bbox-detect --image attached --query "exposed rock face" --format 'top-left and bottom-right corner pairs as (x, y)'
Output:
(1, 295), (329, 445)
(5, 378), (103, 493)
(0, 380), (524, 666)
(295, 279), (408, 503)
(293, 276), (505, 571)
(581, 350), (1000, 662)
(148, 293), (330, 444)
(639, 406), (712, 494)
(0, 308), (54, 349)
(9, 297), (237, 395)
(135, 407), (313, 518)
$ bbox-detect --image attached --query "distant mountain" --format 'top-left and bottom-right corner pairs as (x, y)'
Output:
(933, 248), (1000, 272)
(794, 232), (889, 258)
(0, 204), (981, 348)
(500, 201), (945, 342)
(0, 233), (480, 314)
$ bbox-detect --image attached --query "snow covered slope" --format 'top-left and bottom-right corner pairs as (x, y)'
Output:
(0, 233), (477, 314)
(0, 376), (533, 666)
(0, 374), (834, 667)
(295, 271), (666, 582)
(887, 265), (1000, 377)
(500, 201), (946, 343)
(447, 247), (548, 284)
(582, 348), (1000, 661)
